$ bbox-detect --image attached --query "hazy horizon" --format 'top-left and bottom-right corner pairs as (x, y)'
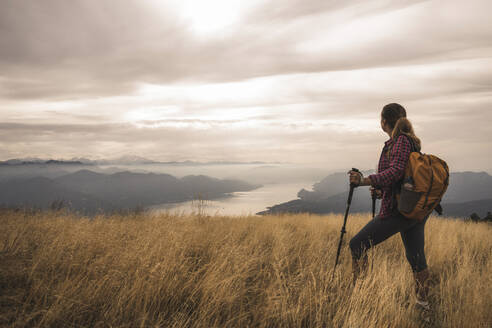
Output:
(1, 0), (492, 172)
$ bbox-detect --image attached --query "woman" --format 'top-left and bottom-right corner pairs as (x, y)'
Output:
(347, 103), (431, 311)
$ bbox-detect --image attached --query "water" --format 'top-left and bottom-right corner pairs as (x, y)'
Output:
(96, 163), (327, 216)
(149, 182), (314, 216)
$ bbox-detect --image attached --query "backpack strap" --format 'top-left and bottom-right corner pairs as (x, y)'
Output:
(390, 133), (419, 211)
(434, 203), (443, 215)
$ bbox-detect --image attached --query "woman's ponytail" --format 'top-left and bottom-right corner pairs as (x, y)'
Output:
(392, 117), (421, 151)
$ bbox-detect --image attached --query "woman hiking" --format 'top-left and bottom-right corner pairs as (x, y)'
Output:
(347, 103), (431, 312)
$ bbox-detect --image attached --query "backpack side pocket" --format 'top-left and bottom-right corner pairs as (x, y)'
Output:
(398, 188), (422, 213)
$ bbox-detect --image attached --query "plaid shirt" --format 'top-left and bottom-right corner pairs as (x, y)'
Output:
(368, 135), (412, 219)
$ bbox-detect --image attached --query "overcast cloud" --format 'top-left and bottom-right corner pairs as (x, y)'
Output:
(1, 0), (491, 172)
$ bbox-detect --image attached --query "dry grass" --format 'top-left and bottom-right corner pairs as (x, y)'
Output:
(0, 210), (491, 328)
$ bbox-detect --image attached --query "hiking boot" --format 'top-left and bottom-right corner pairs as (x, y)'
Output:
(413, 268), (433, 323)
(351, 256), (368, 285)
(416, 300), (432, 325)
(413, 268), (430, 304)
(415, 298), (431, 311)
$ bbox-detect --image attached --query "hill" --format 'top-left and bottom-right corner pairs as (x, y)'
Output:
(0, 176), (106, 212)
(258, 171), (492, 218)
(444, 171), (492, 202)
(0, 170), (261, 214)
(0, 210), (490, 327)
(439, 198), (492, 218)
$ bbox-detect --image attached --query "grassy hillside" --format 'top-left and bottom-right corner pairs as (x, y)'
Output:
(1, 210), (491, 327)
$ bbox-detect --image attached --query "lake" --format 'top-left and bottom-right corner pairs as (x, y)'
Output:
(149, 181), (315, 216)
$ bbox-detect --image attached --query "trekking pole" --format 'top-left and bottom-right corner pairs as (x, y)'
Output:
(333, 168), (360, 274)
(370, 190), (377, 273)
(372, 193), (376, 219)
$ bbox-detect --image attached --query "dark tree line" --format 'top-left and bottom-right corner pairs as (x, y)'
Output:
(469, 212), (492, 223)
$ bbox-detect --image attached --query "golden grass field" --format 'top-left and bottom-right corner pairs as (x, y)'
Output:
(1, 210), (491, 328)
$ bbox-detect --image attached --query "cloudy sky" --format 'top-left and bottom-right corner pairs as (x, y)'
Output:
(1, 0), (491, 172)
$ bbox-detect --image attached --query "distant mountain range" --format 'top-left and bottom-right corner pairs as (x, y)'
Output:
(0, 159), (87, 165)
(258, 171), (492, 219)
(3, 156), (490, 218)
(0, 156), (277, 166)
(0, 170), (261, 214)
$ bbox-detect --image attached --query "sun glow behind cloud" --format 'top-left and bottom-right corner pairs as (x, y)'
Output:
(146, 0), (259, 36)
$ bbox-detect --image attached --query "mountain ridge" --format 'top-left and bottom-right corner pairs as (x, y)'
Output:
(257, 170), (492, 218)
(0, 170), (262, 214)
(0, 157), (278, 166)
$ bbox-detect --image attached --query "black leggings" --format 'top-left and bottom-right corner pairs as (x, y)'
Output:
(349, 211), (429, 272)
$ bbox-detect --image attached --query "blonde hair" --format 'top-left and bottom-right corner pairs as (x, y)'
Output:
(391, 117), (421, 151)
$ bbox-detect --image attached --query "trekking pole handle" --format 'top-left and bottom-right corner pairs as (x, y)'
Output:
(349, 167), (362, 188)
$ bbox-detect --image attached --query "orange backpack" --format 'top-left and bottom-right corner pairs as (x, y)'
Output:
(395, 135), (450, 221)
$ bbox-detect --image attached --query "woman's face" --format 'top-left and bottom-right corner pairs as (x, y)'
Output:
(380, 116), (390, 134)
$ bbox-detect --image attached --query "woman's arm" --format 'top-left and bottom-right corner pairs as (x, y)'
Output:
(367, 135), (412, 188)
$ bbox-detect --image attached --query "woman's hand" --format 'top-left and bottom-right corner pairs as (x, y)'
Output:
(370, 187), (383, 199)
(348, 170), (363, 186)
(347, 170), (372, 187)
(349, 171), (361, 186)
